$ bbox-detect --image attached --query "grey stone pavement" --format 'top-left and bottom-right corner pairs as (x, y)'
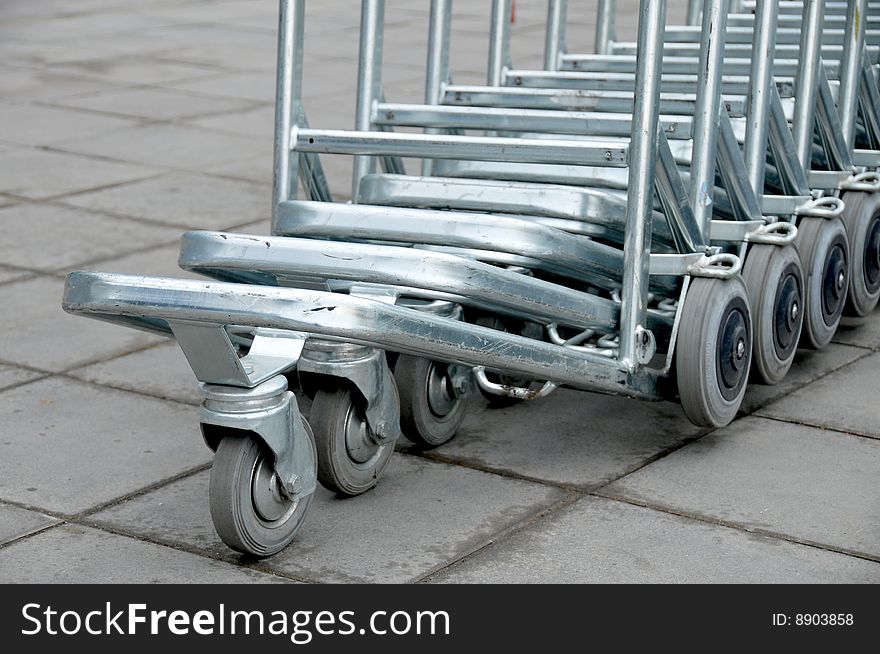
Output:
(0, 0), (878, 584)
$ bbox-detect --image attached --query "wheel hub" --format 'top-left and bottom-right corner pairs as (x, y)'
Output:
(426, 362), (457, 418)
(821, 242), (848, 322)
(344, 405), (379, 465)
(718, 306), (749, 396)
(864, 216), (880, 292)
(252, 455), (295, 524)
(772, 266), (802, 359)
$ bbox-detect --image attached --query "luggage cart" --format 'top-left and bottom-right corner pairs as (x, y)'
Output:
(591, 0), (880, 321)
(63, 0), (754, 556)
(369, 0), (821, 383)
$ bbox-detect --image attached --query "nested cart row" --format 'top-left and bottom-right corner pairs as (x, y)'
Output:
(62, 0), (880, 556)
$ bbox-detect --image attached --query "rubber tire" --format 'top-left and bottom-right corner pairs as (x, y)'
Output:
(743, 244), (804, 385)
(395, 355), (467, 448)
(311, 387), (395, 496)
(796, 216), (850, 349)
(209, 431), (315, 557)
(676, 276), (752, 428)
(841, 191), (880, 317)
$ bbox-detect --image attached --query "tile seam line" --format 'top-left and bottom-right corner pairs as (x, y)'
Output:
(592, 491), (880, 565)
(413, 492), (581, 584)
(750, 412), (880, 443)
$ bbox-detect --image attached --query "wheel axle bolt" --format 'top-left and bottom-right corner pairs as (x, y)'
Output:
(736, 339), (745, 359)
(837, 270), (845, 289)
(791, 302), (799, 321)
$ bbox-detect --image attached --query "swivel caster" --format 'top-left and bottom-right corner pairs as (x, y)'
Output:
(840, 191), (880, 317)
(394, 356), (469, 447)
(209, 426), (316, 557)
(677, 275), (752, 428)
(743, 244), (804, 384)
(796, 217), (849, 348)
(311, 386), (395, 496)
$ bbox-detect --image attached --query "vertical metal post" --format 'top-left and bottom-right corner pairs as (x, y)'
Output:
(838, 0), (867, 148)
(352, 0), (385, 201)
(792, 0), (825, 174)
(743, 0), (777, 210)
(544, 0), (568, 71)
(619, 0), (666, 370)
(272, 0), (305, 228)
(423, 0), (452, 175)
(425, 0), (452, 105)
(595, 0), (617, 55)
(686, 0), (702, 25)
(488, 0), (513, 86)
(690, 0), (728, 241)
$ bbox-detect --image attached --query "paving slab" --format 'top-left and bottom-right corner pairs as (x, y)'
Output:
(0, 65), (114, 101)
(834, 309), (880, 350)
(0, 148), (159, 200)
(91, 454), (566, 583)
(203, 150), (275, 186)
(54, 57), (220, 85)
(0, 376), (210, 515)
(186, 104), (275, 139)
(605, 416), (880, 558)
(62, 172), (269, 230)
(0, 100), (135, 147)
(0, 363), (44, 392)
(0, 276), (162, 372)
(55, 122), (262, 170)
(0, 525), (287, 583)
(52, 86), (257, 121)
(740, 344), (869, 414)
(408, 389), (705, 488)
(0, 503), (58, 546)
(758, 353), (880, 439)
(431, 496), (880, 584)
(163, 70), (277, 103)
(71, 341), (202, 405)
(0, 265), (34, 286)
(0, 203), (179, 273)
(74, 242), (202, 279)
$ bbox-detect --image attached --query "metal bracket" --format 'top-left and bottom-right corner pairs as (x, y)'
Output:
(199, 375), (316, 499)
(745, 221), (798, 246)
(298, 340), (400, 444)
(840, 170), (880, 192)
(169, 321), (307, 387)
(687, 253), (742, 279)
(796, 195), (846, 219)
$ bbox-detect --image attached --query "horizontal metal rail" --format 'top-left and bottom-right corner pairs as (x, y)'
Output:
(177, 232), (627, 332)
(443, 85), (748, 117)
(294, 128), (628, 167)
(374, 102), (692, 139)
(560, 54), (838, 79)
(63, 272), (665, 399)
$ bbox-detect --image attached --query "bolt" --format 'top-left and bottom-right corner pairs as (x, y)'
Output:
(736, 339), (745, 359)
(604, 151), (613, 161)
(791, 301), (799, 321)
(838, 270), (845, 289)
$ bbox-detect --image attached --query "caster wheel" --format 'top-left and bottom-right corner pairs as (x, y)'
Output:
(677, 276), (752, 428)
(209, 429), (316, 557)
(840, 191), (880, 317)
(743, 244), (804, 384)
(796, 217), (849, 349)
(394, 355), (468, 448)
(311, 387), (395, 496)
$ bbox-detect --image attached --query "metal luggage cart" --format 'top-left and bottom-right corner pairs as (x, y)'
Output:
(63, 0), (755, 556)
(360, 0), (822, 383)
(590, 0), (880, 320)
